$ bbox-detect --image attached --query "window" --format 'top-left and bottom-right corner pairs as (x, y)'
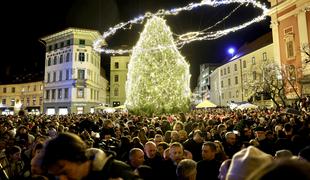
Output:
(79, 39), (85, 45)
(39, 97), (43, 105)
(78, 69), (85, 79)
(221, 81), (223, 88)
(66, 69), (69, 80)
(45, 90), (50, 100)
(59, 70), (63, 81)
(48, 45), (52, 51)
(284, 27), (295, 59)
(33, 85), (36, 91)
(235, 76), (238, 84)
(53, 72), (56, 82)
(58, 89), (62, 99)
(114, 75), (119, 82)
(64, 88), (69, 99)
(77, 107), (84, 114)
(228, 78), (231, 86)
(286, 65), (296, 81)
(236, 90), (239, 98)
(33, 97), (36, 105)
(60, 42), (64, 48)
(47, 73), (50, 83)
(54, 43), (58, 50)
(252, 57), (256, 65)
(224, 69), (226, 75)
(77, 88), (84, 98)
(51, 89), (56, 99)
(59, 55), (63, 63)
(3, 87), (6, 93)
(220, 70), (223, 76)
(286, 40), (295, 58)
(227, 67), (230, 74)
(253, 71), (257, 80)
(263, 52), (267, 61)
(11, 87), (15, 93)
(79, 52), (85, 61)
(114, 87), (119, 96)
(66, 53), (70, 62)
(53, 57), (57, 65)
(66, 39), (71, 46)
(234, 64), (237, 71)
(2, 99), (6, 105)
(243, 60), (246, 68)
(115, 62), (119, 69)
(26, 98), (29, 106)
(48, 58), (51, 66)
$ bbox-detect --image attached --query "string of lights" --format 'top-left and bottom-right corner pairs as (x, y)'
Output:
(93, 0), (269, 55)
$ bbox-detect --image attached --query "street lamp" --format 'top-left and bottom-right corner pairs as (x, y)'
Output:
(228, 47), (235, 57)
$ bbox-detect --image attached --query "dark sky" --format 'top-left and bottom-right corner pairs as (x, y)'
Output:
(1, 0), (271, 90)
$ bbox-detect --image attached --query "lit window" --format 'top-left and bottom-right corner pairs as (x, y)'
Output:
(77, 88), (84, 98)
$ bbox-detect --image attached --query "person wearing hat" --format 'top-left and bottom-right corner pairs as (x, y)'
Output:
(226, 146), (273, 180)
(254, 127), (274, 155)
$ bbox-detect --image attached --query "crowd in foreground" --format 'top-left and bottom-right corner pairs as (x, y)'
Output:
(0, 104), (310, 180)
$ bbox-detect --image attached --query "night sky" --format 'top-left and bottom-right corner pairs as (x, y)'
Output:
(1, 0), (271, 90)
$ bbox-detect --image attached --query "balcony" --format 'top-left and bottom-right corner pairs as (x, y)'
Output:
(73, 79), (87, 87)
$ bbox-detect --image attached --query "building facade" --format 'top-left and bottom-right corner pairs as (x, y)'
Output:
(41, 28), (108, 115)
(110, 55), (130, 107)
(210, 33), (274, 106)
(0, 81), (43, 115)
(269, 0), (310, 97)
(196, 63), (221, 102)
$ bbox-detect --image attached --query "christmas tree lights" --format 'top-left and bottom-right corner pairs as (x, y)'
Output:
(125, 16), (191, 115)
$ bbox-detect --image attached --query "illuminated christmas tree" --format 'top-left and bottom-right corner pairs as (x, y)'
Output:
(125, 16), (191, 115)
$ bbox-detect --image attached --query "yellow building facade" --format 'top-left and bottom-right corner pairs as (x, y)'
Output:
(110, 56), (130, 107)
(0, 81), (43, 114)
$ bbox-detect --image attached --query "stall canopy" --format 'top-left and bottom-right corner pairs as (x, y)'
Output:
(235, 102), (258, 110)
(196, 100), (217, 108)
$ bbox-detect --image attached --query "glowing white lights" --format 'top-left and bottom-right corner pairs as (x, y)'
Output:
(93, 0), (269, 55)
(125, 16), (191, 115)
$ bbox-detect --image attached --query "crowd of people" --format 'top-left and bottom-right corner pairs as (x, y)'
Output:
(0, 105), (310, 180)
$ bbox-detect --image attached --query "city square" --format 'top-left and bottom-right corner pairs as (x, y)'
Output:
(0, 0), (310, 179)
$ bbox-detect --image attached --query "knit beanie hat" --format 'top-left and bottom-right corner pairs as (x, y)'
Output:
(226, 146), (273, 180)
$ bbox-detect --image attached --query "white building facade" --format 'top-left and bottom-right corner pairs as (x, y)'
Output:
(41, 28), (108, 115)
(196, 63), (221, 102)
